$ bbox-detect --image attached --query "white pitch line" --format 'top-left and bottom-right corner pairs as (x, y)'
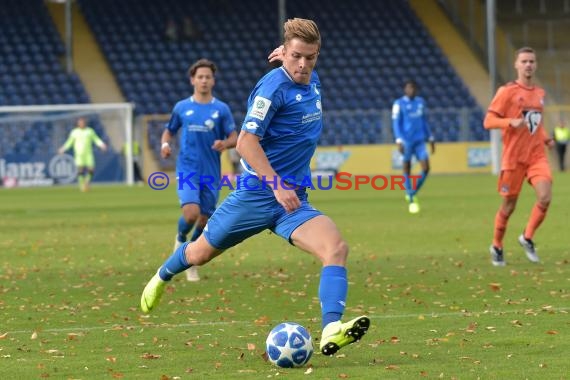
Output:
(3, 307), (568, 336)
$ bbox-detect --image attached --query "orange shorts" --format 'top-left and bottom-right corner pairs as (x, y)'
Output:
(498, 158), (552, 197)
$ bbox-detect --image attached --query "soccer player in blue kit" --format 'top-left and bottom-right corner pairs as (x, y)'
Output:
(160, 58), (237, 282)
(141, 18), (370, 356)
(392, 79), (435, 214)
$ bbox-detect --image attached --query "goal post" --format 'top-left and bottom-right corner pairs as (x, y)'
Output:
(0, 103), (135, 187)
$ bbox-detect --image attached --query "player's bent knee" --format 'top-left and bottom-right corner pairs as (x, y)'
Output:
(323, 239), (348, 265)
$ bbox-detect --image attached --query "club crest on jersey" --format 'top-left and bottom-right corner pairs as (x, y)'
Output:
(295, 94), (302, 101)
(523, 110), (541, 135)
(211, 110), (219, 119)
(185, 110), (194, 116)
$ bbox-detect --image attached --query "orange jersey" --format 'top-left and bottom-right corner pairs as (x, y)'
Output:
(484, 81), (548, 170)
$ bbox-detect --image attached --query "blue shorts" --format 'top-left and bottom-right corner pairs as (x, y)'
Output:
(402, 140), (429, 162)
(203, 176), (322, 250)
(176, 173), (218, 216)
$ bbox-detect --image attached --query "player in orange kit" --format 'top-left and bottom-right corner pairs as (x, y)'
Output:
(484, 46), (555, 266)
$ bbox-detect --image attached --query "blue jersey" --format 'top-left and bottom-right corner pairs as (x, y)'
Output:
(391, 96), (432, 144)
(166, 96), (235, 177)
(240, 67), (322, 185)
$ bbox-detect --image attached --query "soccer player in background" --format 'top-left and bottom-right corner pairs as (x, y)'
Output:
(161, 58), (237, 282)
(58, 117), (107, 192)
(141, 18), (370, 356)
(484, 47), (554, 266)
(391, 80), (435, 214)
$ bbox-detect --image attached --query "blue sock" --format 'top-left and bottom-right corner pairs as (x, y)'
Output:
(413, 170), (429, 196)
(404, 174), (414, 201)
(190, 226), (203, 242)
(158, 242), (191, 281)
(177, 216), (193, 242)
(319, 265), (347, 328)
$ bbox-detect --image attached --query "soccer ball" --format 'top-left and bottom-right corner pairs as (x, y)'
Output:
(265, 322), (313, 368)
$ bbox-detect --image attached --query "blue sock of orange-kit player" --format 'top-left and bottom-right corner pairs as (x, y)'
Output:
(177, 216), (193, 242)
(158, 242), (191, 281)
(319, 266), (347, 328)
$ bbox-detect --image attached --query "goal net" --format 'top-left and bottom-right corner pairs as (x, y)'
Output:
(0, 103), (134, 188)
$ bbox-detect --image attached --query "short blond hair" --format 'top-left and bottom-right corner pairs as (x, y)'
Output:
(283, 18), (321, 48)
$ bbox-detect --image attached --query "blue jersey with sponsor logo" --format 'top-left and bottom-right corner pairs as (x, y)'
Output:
(241, 67), (322, 185)
(391, 96), (432, 144)
(166, 96), (235, 177)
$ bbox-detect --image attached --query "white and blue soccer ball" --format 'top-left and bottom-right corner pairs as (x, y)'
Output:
(265, 322), (313, 368)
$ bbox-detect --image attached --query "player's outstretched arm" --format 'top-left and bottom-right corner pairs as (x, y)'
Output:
(58, 133), (74, 154)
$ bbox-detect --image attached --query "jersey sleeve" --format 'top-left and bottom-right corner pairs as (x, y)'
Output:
(89, 128), (105, 148)
(484, 86), (513, 129)
(391, 99), (403, 142)
(241, 78), (284, 138)
(165, 103), (183, 135)
(487, 86), (512, 118)
(61, 129), (76, 151)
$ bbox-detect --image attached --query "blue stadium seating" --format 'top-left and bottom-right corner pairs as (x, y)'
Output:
(76, 0), (485, 151)
(0, 0), (118, 159)
(0, 0), (90, 107)
(1, 0), (487, 164)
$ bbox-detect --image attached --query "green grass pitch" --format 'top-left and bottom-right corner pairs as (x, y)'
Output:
(1, 173), (568, 379)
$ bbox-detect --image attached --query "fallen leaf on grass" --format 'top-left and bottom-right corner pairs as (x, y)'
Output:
(254, 316), (270, 326)
(489, 283), (501, 292)
(385, 365), (399, 370)
(67, 333), (82, 341)
(0, 332), (8, 339)
(140, 353), (161, 359)
(106, 357), (117, 363)
(31, 331), (38, 340)
(247, 343), (256, 351)
(465, 322), (478, 333)
(546, 330), (558, 335)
